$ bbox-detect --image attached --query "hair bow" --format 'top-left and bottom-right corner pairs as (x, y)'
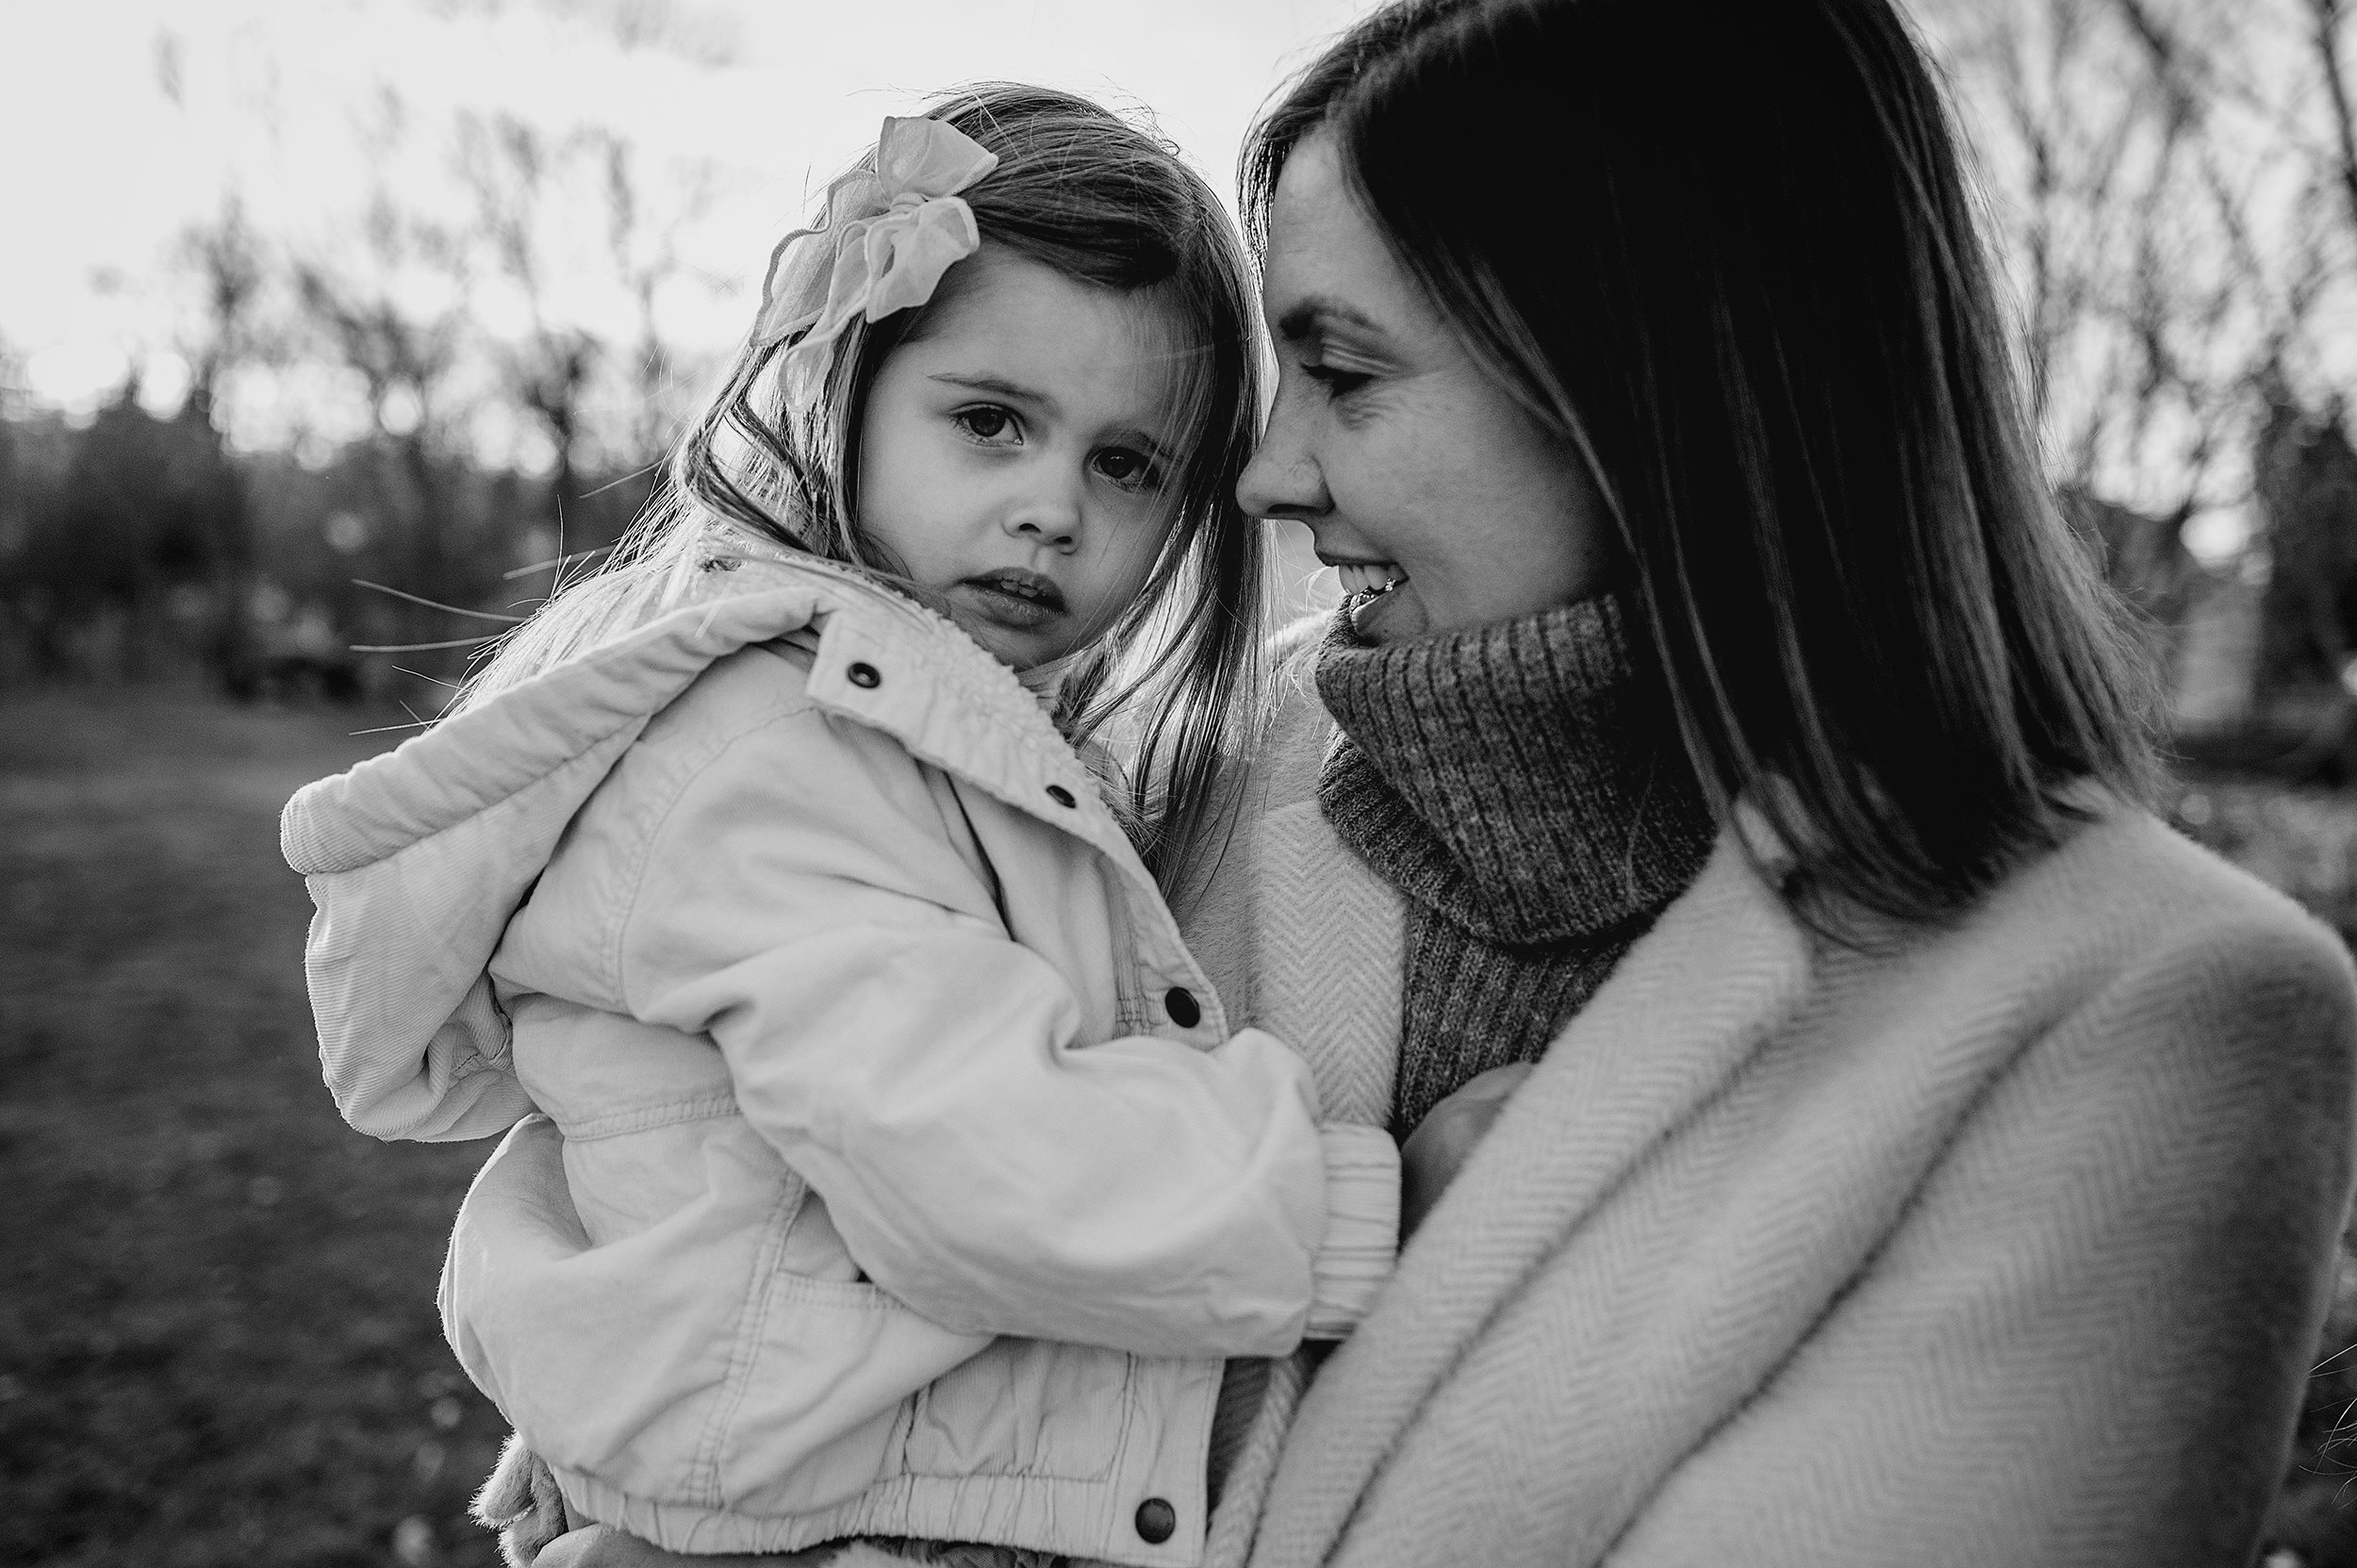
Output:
(752, 116), (1000, 390)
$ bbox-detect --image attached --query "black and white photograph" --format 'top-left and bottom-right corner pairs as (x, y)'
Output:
(8, 2), (2357, 1564)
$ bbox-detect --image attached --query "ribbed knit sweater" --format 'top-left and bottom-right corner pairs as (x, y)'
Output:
(1314, 595), (1716, 1131)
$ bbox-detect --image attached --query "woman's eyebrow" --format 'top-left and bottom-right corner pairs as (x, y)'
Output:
(1275, 296), (1384, 342)
(929, 371), (1056, 415)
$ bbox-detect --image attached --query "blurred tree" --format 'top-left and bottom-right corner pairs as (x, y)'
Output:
(454, 110), (721, 559)
(590, 127), (721, 472)
(1922, 0), (2357, 753)
(172, 194), (272, 682)
(0, 341), (24, 561)
(0, 195), (263, 686)
(2255, 389), (2357, 694)
(0, 346), (27, 684)
(456, 109), (602, 549)
(557, 0), (735, 477)
(3, 3), (740, 696)
(542, 0), (742, 68)
(8, 381), (240, 681)
(2243, 385), (2357, 783)
(1923, 0), (2351, 517)
(293, 182), (480, 636)
(427, 0), (742, 64)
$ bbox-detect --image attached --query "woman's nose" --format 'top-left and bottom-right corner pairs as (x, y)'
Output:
(1237, 390), (1329, 521)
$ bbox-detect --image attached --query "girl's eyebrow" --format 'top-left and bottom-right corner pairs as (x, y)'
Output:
(930, 371), (1054, 414)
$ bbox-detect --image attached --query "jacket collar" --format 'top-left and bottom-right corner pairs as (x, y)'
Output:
(287, 537), (1128, 881)
(681, 535), (1142, 871)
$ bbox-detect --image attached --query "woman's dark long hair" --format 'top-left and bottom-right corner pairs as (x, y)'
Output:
(1245, 0), (2158, 927)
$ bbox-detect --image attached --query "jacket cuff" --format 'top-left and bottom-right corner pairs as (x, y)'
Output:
(1304, 1122), (1401, 1339)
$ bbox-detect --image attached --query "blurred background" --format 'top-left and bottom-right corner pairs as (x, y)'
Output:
(5, 0), (2357, 1563)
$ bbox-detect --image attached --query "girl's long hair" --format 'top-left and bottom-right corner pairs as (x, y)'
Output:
(461, 84), (1266, 888)
(1244, 0), (2158, 929)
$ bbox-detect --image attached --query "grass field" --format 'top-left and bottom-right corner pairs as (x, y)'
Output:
(8, 687), (2357, 1566)
(1, 690), (507, 1568)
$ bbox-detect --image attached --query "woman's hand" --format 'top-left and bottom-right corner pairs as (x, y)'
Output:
(534, 1526), (840, 1567)
(1398, 1061), (1534, 1240)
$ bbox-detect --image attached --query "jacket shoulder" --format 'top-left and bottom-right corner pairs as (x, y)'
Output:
(630, 640), (818, 755)
(565, 639), (948, 888)
(1967, 807), (2357, 1167)
(2033, 807), (2353, 1001)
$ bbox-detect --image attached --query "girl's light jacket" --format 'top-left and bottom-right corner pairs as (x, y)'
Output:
(277, 545), (1399, 1566)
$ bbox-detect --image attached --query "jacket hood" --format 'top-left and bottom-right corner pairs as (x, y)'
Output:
(283, 548), (1113, 1141)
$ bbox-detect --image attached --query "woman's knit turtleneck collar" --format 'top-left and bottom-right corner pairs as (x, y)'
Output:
(1315, 590), (1715, 949)
(1314, 590), (1720, 1131)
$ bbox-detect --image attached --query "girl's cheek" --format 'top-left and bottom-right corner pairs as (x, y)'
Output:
(1111, 522), (1166, 594)
(1096, 484), (1168, 534)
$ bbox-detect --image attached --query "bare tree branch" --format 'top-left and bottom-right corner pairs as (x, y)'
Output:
(2310, 0), (2357, 238)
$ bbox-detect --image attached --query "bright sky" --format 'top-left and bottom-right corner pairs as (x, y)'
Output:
(7, 0), (2336, 573)
(0, 0), (1382, 425)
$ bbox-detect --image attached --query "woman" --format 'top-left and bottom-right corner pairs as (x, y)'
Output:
(1185, 0), (2357, 1562)
(538, 0), (2356, 1562)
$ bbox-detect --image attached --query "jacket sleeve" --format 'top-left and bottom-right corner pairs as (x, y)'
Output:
(612, 701), (1395, 1362)
(1610, 913), (2357, 1568)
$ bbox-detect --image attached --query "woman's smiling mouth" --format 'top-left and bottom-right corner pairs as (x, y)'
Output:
(1334, 561), (1408, 599)
(958, 569), (1070, 629)
(1320, 556), (1416, 640)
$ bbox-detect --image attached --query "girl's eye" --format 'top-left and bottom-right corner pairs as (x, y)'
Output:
(1303, 363), (1372, 399)
(954, 405), (1019, 443)
(1093, 447), (1165, 492)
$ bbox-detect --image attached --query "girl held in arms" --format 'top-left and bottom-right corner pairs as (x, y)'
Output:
(281, 86), (1397, 1568)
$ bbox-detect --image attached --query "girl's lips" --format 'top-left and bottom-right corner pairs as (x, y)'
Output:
(957, 570), (1068, 630)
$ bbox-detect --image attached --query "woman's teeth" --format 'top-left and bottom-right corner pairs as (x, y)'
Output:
(1337, 563), (1407, 598)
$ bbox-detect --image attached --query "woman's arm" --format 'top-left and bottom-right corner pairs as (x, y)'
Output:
(599, 701), (1395, 1360)
(1611, 914), (2357, 1565)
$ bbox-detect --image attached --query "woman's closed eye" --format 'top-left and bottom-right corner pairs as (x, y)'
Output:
(1302, 361), (1373, 399)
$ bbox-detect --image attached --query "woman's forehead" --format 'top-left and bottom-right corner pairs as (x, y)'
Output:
(1263, 139), (1362, 290)
(1260, 139), (1428, 349)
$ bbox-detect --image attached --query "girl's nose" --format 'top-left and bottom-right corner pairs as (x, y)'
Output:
(1002, 487), (1082, 552)
(1236, 389), (1329, 521)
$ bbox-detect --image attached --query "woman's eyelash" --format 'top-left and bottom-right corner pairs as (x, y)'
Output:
(1303, 363), (1372, 397)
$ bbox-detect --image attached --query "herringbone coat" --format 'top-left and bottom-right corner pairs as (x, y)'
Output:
(1187, 647), (2357, 1568)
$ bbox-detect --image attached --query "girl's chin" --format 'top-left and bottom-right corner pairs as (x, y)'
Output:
(1347, 583), (1427, 644)
(944, 604), (1062, 671)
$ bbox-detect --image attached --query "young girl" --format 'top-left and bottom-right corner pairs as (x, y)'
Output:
(281, 87), (1397, 1568)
